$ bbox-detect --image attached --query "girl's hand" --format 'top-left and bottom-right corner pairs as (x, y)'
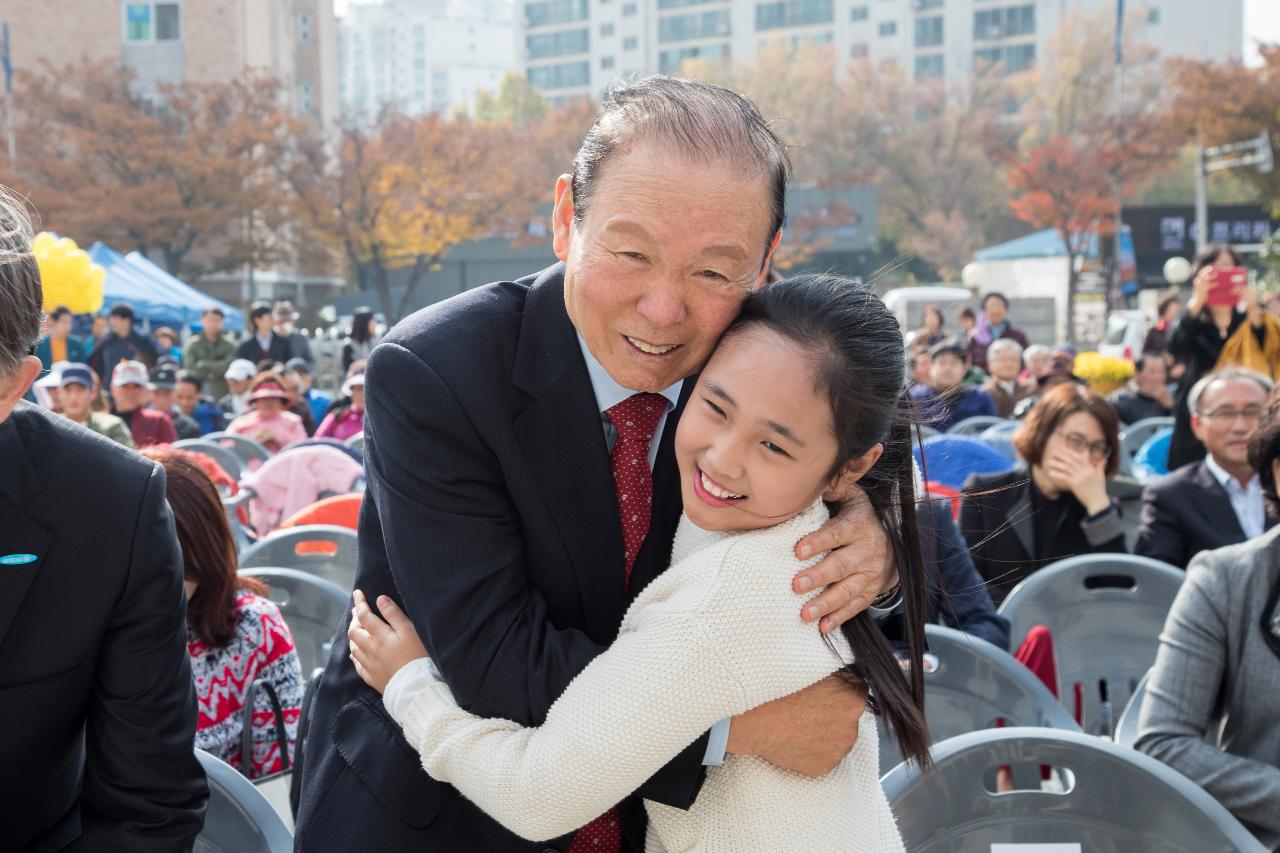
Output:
(1044, 448), (1110, 515)
(348, 589), (429, 695)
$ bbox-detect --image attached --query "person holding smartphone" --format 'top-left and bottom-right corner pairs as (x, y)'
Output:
(1168, 244), (1271, 470)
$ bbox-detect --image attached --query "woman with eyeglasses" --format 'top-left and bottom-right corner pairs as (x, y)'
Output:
(959, 382), (1126, 605)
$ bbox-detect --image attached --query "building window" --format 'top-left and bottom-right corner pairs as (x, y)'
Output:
(601, 22), (615, 36)
(851, 6), (868, 21)
(524, 0), (589, 27)
(659, 42), (729, 73)
(914, 53), (943, 78)
(878, 20), (896, 36)
(623, 3), (638, 16)
(659, 0), (717, 7)
(756, 0), (834, 31)
(975, 42), (1035, 73)
(602, 55), (616, 69)
(914, 0), (942, 10)
(125, 3), (152, 40)
(1148, 7), (1160, 24)
(155, 3), (180, 39)
(527, 60), (591, 90)
(299, 81), (314, 113)
(659, 10), (731, 42)
(850, 41), (868, 58)
(623, 36), (639, 49)
(526, 28), (590, 60)
(298, 10), (311, 43)
(974, 4), (1035, 40)
(913, 15), (942, 48)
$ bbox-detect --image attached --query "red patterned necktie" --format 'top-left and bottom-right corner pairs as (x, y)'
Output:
(567, 392), (667, 853)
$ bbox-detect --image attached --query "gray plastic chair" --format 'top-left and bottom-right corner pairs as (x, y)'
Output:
(950, 415), (1007, 436)
(205, 431), (273, 469)
(344, 432), (365, 451)
(173, 438), (244, 482)
(1118, 416), (1175, 477)
(882, 727), (1264, 853)
(1113, 668), (1152, 748)
(239, 567), (348, 678)
(195, 749), (293, 853)
(998, 553), (1184, 736)
(879, 625), (1080, 775)
(239, 525), (359, 592)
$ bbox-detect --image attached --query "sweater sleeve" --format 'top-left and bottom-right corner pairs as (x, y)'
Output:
(1135, 558), (1280, 833)
(390, 594), (743, 841)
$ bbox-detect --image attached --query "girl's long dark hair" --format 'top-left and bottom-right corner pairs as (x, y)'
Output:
(725, 273), (932, 769)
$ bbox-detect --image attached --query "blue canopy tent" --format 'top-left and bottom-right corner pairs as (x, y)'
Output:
(88, 243), (245, 333)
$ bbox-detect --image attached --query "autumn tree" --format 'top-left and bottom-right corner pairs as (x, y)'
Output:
(1006, 10), (1176, 342)
(4, 60), (294, 278)
(474, 71), (550, 128)
(1166, 44), (1280, 216)
(284, 109), (545, 324)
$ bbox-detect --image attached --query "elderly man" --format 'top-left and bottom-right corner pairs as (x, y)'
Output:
(1108, 352), (1174, 426)
(58, 363), (135, 448)
(1136, 368), (1277, 568)
(273, 300), (314, 368)
(0, 187), (207, 849)
(983, 338), (1034, 419)
(295, 77), (898, 853)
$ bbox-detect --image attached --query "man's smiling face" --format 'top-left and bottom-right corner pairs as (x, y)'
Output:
(552, 141), (779, 392)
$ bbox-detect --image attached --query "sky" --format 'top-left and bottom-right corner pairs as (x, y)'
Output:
(1244, 0), (1280, 66)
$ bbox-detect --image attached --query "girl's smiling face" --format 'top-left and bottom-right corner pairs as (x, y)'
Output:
(675, 326), (870, 532)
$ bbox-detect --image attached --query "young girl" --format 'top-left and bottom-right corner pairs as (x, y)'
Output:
(348, 274), (929, 851)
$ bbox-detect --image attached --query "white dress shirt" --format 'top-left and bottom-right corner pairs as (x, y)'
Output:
(1204, 454), (1267, 540)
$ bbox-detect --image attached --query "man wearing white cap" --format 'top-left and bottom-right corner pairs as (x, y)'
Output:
(110, 360), (177, 448)
(219, 358), (257, 418)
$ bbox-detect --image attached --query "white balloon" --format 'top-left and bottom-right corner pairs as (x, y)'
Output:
(961, 262), (983, 289)
(1163, 256), (1192, 285)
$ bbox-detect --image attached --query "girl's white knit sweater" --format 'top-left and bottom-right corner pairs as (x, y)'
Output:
(382, 498), (904, 852)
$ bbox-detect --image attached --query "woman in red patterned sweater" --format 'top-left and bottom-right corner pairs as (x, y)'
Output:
(144, 448), (304, 778)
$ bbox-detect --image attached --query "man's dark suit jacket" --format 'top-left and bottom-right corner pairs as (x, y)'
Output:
(1135, 460), (1278, 569)
(294, 264), (708, 852)
(0, 402), (207, 852)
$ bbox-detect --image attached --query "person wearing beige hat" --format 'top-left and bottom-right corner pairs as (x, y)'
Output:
(273, 300), (314, 369)
(226, 373), (306, 453)
(111, 360), (177, 448)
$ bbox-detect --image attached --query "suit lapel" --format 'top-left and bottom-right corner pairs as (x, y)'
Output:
(1193, 462), (1246, 541)
(512, 266), (628, 641)
(0, 409), (52, 650)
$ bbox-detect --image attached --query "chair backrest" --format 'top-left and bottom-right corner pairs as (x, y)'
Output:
(998, 553), (1184, 736)
(1118, 416), (1174, 476)
(345, 432), (365, 451)
(205, 431), (273, 470)
(879, 625), (1080, 775)
(277, 493), (363, 531)
(239, 567), (349, 677)
(950, 415), (1007, 436)
(173, 439), (244, 481)
(195, 749), (294, 852)
(882, 727), (1264, 853)
(1132, 427), (1174, 483)
(239, 524), (359, 592)
(1113, 668), (1152, 748)
(914, 434), (1016, 491)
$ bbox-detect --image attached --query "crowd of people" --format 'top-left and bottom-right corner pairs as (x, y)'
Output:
(1, 72), (1277, 853)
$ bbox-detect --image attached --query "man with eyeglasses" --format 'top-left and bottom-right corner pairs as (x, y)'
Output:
(1137, 367), (1278, 568)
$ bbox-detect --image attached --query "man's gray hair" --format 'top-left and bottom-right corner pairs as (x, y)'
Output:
(987, 337), (1024, 361)
(0, 186), (42, 376)
(1188, 366), (1274, 414)
(571, 75), (791, 258)
(1023, 344), (1051, 361)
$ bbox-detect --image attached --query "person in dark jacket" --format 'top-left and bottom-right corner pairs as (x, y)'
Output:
(236, 301), (292, 369)
(1142, 293), (1183, 358)
(149, 365), (203, 440)
(968, 292), (1031, 372)
(1107, 352), (1174, 426)
(341, 307), (379, 373)
(960, 382), (1126, 604)
(909, 338), (997, 431)
(175, 371), (226, 435)
(35, 306), (89, 375)
(0, 191), (207, 850)
(88, 302), (158, 377)
(1136, 368), (1276, 568)
(1167, 244), (1268, 470)
(273, 300), (314, 368)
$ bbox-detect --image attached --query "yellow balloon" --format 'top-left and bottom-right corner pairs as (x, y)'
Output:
(33, 234), (107, 315)
(89, 265), (106, 289)
(31, 231), (57, 253)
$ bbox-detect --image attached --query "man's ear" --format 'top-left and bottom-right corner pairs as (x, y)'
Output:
(754, 229), (784, 288)
(823, 443), (884, 502)
(0, 356), (42, 423)
(552, 174), (575, 263)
